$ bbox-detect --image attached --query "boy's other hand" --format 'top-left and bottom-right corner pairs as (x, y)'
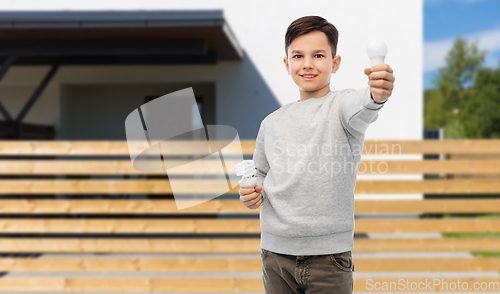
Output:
(364, 64), (395, 103)
(239, 185), (263, 210)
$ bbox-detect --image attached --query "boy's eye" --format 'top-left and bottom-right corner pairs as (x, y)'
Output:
(292, 54), (324, 58)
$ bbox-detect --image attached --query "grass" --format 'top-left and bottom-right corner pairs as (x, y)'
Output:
(443, 213), (500, 219)
(470, 251), (500, 258)
(441, 232), (500, 237)
(441, 213), (500, 258)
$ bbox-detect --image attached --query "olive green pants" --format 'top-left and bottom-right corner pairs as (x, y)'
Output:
(261, 248), (354, 294)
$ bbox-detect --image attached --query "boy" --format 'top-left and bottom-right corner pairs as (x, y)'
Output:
(239, 15), (395, 294)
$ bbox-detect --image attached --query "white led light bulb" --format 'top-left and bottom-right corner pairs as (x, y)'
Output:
(235, 160), (258, 188)
(366, 39), (388, 66)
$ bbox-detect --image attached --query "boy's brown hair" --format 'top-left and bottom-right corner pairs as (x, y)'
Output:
(284, 15), (339, 59)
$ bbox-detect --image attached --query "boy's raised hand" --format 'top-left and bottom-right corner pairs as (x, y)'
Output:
(239, 185), (263, 210)
(364, 64), (395, 103)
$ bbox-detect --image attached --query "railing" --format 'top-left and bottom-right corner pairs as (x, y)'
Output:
(0, 140), (498, 292)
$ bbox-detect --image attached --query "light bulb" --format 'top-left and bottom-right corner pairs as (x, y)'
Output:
(235, 160), (258, 188)
(366, 39), (388, 66)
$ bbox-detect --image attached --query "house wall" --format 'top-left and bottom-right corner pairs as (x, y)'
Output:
(0, 0), (422, 142)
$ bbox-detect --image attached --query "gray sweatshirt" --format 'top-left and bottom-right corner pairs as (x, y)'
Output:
(253, 86), (386, 256)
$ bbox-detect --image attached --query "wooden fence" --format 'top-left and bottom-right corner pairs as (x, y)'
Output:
(0, 140), (498, 292)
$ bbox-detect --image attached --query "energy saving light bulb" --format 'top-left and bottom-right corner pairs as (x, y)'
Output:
(235, 160), (258, 188)
(366, 39), (388, 66)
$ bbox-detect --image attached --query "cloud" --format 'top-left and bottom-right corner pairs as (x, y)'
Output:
(425, 0), (491, 7)
(424, 25), (500, 72)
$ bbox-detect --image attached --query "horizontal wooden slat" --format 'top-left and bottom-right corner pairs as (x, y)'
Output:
(0, 277), (260, 292)
(0, 199), (498, 214)
(0, 179), (500, 196)
(354, 199), (500, 213)
(0, 219), (499, 233)
(0, 179), (500, 194)
(369, 159), (500, 174)
(2, 159), (500, 174)
(0, 277), (498, 292)
(0, 238), (499, 253)
(357, 257), (500, 271)
(0, 257), (264, 272)
(0, 141), (254, 156)
(356, 219), (500, 233)
(1, 257), (499, 272)
(352, 179), (500, 193)
(364, 139), (500, 155)
(1, 140), (500, 156)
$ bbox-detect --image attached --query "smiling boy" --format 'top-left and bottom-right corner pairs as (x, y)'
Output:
(238, 15), (395, 294)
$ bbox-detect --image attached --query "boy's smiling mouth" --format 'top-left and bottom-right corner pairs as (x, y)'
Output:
(299, 74), (318, 81)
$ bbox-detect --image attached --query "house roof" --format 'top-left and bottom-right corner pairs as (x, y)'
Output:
(0, 10), (243, 65)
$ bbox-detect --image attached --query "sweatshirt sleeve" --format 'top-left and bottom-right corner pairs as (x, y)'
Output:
(252, 120), (270, 206)
(339, 86), (386, 137)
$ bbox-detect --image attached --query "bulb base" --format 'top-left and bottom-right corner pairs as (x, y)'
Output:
(370, 56), (385, 67)
(239, 177), (258, 188)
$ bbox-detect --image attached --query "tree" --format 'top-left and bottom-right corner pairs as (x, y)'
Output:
(424, 36), (492, 138)
(466, 63), (500, 138)
(424, 88), (447, 129)
(433, 37), (487, 93)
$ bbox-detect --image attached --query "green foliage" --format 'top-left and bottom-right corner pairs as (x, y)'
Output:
(442, 232), (500, 238)
(470, 251), (500, 258)
(468, 65), (500, 138)
(433, 37), (486, 91)
(424, 37), (500, 138)
(424, 89), (446, 129)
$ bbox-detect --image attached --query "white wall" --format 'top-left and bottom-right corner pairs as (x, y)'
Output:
(0, 0), (422, 141)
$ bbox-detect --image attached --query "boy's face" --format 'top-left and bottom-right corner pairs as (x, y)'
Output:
(284, 30), (341, 98)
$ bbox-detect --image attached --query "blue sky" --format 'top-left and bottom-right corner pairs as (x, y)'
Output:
(424, 0), (500, 89)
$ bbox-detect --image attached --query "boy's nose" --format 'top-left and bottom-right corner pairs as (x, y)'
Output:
(303, 57), (314, 68)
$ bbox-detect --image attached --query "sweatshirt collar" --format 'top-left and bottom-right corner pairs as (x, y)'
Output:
(296, 90), (332, 103)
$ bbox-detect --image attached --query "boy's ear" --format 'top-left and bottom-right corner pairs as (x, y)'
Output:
(332, 55), (341, 73)
(283, 56), (290, 74)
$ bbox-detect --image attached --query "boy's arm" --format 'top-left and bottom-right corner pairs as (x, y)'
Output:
(339, 86), (387, 138)
(252, 120), (270, 206)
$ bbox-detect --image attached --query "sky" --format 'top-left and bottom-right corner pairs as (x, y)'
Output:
(424, 0), (500, 89)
